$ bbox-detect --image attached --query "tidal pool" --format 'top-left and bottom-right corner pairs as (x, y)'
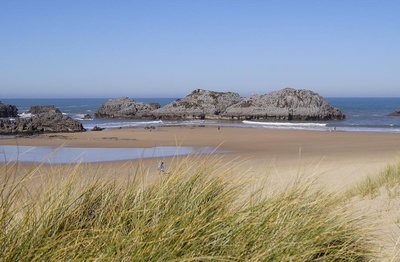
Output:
(0, 145), (219, 164)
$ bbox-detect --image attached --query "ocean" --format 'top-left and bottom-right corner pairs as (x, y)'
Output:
(2, 97), (400, 133)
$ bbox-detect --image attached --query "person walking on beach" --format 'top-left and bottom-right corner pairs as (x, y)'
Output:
(158, 160), (165, 174)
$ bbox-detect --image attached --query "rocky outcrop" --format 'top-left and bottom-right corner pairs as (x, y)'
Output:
(92, 88), (345, 121)
(387, 110), (400, 116)
(223, 88), (345, 121)
(150, 89), (243, 120)
(28, 105), (61, 114)
(94, 97), (161, 118)
(0, 102), (18, 118)
(0, 106), (85, 135)
(148, 88), (345, 121)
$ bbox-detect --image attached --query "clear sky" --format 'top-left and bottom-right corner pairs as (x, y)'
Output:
(1, 0), (399, 98)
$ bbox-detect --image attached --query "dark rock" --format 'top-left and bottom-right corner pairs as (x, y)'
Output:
(150, 89), (243, 120)
(28, 105), (61, 114)
(223, 88), (346, 121)
(0, 102), (18, 117)
(387, 110), (400, 116)
(83, 114), (92, 120)
(91, 126), (104, 131)
(94, 97), (161, 118)
(0, 108), (85, 135)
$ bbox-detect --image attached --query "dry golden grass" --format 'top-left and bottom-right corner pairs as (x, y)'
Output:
(0, 155), (381, 261)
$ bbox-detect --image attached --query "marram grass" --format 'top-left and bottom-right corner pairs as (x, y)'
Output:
(346, 158), (400, 199)
(1, 156), (375, 261)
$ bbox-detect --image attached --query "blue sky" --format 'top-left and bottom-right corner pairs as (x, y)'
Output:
(1, 0), (399, 98)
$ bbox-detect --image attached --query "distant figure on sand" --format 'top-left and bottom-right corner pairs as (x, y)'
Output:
(158, 160), (165, 174)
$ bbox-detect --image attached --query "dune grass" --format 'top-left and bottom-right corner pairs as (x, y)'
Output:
(341, 158), (400, 260)
(1, 156), (376, 261)
(346, 158), (400, 199)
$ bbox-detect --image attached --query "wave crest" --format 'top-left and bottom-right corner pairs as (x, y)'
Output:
(242, 120), (327, 130)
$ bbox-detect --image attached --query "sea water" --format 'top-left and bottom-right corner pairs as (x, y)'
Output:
(2, 97), (400, 133)
(0, 145), (217, 164)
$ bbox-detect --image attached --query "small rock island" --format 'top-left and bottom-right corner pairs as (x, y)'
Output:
(94, 88), (346, 121)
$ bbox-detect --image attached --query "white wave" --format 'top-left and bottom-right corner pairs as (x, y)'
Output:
(84, 120), (163, 129)
(242, 120), (328, 131)
(243, 120), (327, 127)
(134, 120), (163, 125)
(73, 113), (92, 120)
(182, 120), (219, 125)
(18, 112), (33, 118)
(76, 118), (94, 121)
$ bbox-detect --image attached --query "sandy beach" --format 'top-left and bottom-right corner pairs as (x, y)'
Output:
(2, 126), (400, 258)
(2, 126), (400, 190)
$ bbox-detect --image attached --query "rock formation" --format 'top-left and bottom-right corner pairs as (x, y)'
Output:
(223, 88), (345, 121)
(148, 88), (345, 121)
(0, 106), (85, 135)
(94, 97), (161, 118)
(0, 102), (18, 118)
(28, 105), (61, 114)
(92, 88), (345, 121)
(387, 110), (400, 116)
(150, 89), (243, 120)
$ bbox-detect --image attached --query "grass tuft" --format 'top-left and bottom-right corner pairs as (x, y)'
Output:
(346, 159), (400, 199)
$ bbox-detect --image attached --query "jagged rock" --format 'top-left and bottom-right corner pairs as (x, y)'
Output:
(223, 88), (345, 121)
(387, 110), (400, 116)
(0, 107), (85, 135)
(150, 89), (243, 120)
(94, 97), (161, 118)
(28, 105), (61, 114)
(0, 102), (18, 117)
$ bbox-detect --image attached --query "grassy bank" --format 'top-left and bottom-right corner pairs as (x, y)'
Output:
(1, 156), (379, 261)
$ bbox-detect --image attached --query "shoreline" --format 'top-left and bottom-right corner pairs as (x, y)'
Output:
(1, 125), (400, 159)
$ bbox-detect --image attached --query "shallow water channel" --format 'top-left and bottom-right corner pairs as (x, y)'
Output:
(0, 145), (218, 164)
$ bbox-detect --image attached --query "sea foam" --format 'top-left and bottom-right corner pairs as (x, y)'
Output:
(242, 120), (327, 130)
